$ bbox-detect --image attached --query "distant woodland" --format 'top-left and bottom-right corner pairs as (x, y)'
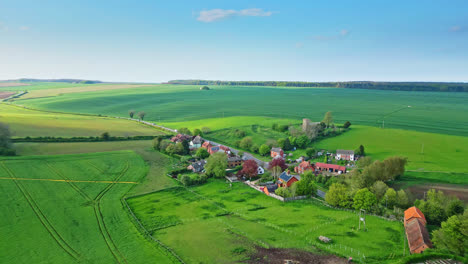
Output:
(168, 80), (468, 92)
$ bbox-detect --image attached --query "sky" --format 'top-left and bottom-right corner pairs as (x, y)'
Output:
(0, 0), (467, 83)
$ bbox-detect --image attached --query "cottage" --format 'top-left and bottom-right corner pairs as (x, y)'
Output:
(404, 207), (432, 254)
(227, 156), (242, 168)
(294, 161), (315, 174)
(315, 162), (346, 174)
(208, 145), (231, 155)
(278, 171), (300, 187)
(189, 135), (203, 149)
(335, 149), (355, 161)
(202, 141), (213, 150)
(187, 160), (207, 173)
(271, 147), (284, 158)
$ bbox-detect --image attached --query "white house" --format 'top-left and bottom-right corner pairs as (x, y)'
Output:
(189, 135), (203, 149)
(335, 149), (355, 161)
(257, 166), (265, 175)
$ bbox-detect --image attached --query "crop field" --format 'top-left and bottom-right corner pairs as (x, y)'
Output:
(12, 84), (468, 136)
(0, 151), (177, 264)
(0, 103), (165, 137)
(315, 125), (468, 173)
(128, 180), (407, 264)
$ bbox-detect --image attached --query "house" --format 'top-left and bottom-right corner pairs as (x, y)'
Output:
(170, 134), (191, 143)
(189, 135), (203, 149)
(335, 149), (355, 161)
(271, 147), (284, 158)
(187, 160), (207, 173)
(227, 156), (242, 168)
(278, 171), (300, 187)
(315, 162), (347, 174)
(202, 141), (213, 150)
(208, 145), (231, 155)
(294, 161), (315, 174)
(262, 184), (278, 195)
(404, 207), (432, 254)
(257, 166), (265, 175)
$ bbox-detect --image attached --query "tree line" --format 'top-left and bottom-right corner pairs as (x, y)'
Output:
(167, 80), (468, 92)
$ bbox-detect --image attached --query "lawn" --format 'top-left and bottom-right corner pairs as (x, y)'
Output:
(12, 84), (468, 136)
(0, 151), (177, 263)
(315, 125), (468, 173)
(0, 103), (166, 137)
(128, 179), (408, 264)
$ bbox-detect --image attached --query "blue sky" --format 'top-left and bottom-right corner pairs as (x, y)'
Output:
(0, 0), (467, 82)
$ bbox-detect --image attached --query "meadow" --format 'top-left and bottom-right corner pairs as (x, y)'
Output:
(0, 151), (177, 263)
(12, 84), (468, 136)
(128, 179), (408, 264)
(0, 103), (165, 137)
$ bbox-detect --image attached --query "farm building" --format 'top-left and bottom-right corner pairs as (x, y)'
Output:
(335, 150), (355, 161)
(404, 207), (432, 254)
(227, 156), (242, 168)
(294, 161), (315, 174)
(271, 147), (284, 158)
(189, 135), (203, 149)
(187, 160), (207, 173)
(278, 171), (300, 187)
(315, 162), (346, 174)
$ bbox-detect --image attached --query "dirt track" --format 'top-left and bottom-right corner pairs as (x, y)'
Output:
(247, 247), (348, 264)
(408, 184), (468, 202)
(0, 91), (16, 99)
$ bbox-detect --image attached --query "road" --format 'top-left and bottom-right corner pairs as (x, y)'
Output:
(317, 189), (326, 198)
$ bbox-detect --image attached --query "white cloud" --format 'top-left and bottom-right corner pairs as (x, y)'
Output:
(197, 8), (273, 23)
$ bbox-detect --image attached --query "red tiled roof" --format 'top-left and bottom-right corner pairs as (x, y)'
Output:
(315, 162), (346, 171)
(298, 161), (313, 169)
(405, 218), (432, 253)
(405, 207), (426, 224)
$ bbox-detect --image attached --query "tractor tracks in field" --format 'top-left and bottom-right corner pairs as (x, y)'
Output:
(92, 162), (130, 264)
(45, 162), (92, 201)
(0, 162), (82, 261)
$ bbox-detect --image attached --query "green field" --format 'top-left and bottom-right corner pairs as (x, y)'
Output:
(0, 103), (165, 137)
(12, 84), (468, 136)
(0, 151), (178, 263)
(128, 180), (408, 264)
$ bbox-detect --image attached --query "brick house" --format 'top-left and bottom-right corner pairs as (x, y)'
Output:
(404, 207), (432, 254)
(278, 171), (300, 187)
(315, 162), (347, 174)
(170, 134), (192, 143)
(271, 147), (284, 158)
(294, 161), (315, 174)
(227, 156), (242, 168)
(335, 149), (355, 161)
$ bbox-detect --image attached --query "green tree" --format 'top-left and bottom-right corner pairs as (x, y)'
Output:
(396, 190), (409, 208)
(193, 128), (203, 136)
(195, 148), (210, 159)
(322, 111), (333, 128)
(128, 110), (135, 119)
(259, 144), (271, 156)
(174, 142), (185, 155)
(371, 181), (388, 201)
(0, 122), (15, 156)
(100, 132), (110, 141)
(278, 137), (292, 150)
(152, 136), (162, 150)
(275, 187), (292, 198)
(159, 140), (170, 152)
(239, 137), (253, 149)
(178, 127), (192, 135)
(201, 127), (211, 134)
(357, 156), (372, 168)
(305, 147), (315, 158)
(165, 144), (176, 155)
(325, 183), (351, 208)
(250, 144), (259, 153)
(447, 199), (465, 218)
(384, 188), (397, 208)
(293, 171), (317, 196)
(204, 152), (227, 178)
(432, 211), (468, 256)
(296, 135), (309, 149)
(343, 121), (351, 128)
(353, 188), (377, 211)
(137, 111), (146, 120)
(355, 145), (365, 156)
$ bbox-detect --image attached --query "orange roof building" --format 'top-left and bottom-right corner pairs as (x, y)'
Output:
(404, 207), (432, 254)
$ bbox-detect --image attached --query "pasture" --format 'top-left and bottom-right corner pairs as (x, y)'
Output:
(0, 151), (176, 264)
(13, 84), (468, 136)
(0, 103), (165, 137)
(128, 180), (407, 264)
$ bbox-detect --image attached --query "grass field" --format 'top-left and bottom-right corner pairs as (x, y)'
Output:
(128, 179), (408, 264)
(13, 84), (468, 136)
(0, 151), (178, 263)
(315, 125), (468, 173)
(0, 103), (165, 137)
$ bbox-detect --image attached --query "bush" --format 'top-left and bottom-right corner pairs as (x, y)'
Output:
(234, 129), (246, 138)
(239, 137), (253, 149)
(275, 187), (292, 198)
(0, 147), (16, 156)
(178, 173), (208, 186)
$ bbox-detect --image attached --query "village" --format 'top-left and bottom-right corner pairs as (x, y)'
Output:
(162, 120), (437, 258)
